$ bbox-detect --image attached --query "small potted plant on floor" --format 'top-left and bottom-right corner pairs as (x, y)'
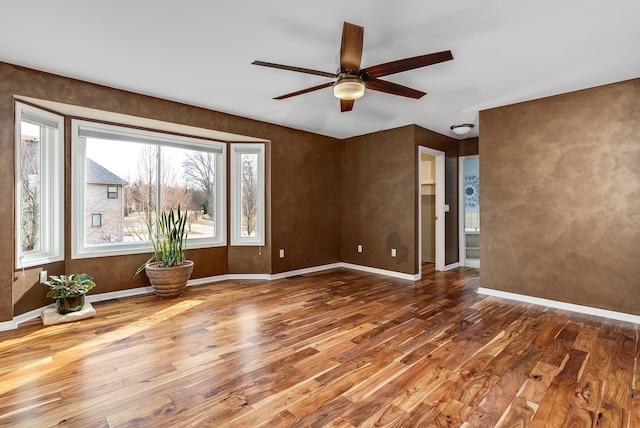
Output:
(45, 273), (96, 314)
(135, 204), (194, 298)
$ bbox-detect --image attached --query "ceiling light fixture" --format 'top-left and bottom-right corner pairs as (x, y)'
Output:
(450, 124), (475, 135)
(333, 75), (365, 100)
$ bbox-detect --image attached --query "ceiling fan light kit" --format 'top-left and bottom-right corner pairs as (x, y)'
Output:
(450, 124), (474, 135)
(253, 22), (453, 112)
(333, 75), (365, 100)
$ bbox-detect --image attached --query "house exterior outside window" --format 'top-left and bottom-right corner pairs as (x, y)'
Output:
(85, 159), (127, 244)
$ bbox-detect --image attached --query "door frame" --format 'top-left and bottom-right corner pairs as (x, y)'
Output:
(459, 154), (479, 267)
(418, 146), (445, 275)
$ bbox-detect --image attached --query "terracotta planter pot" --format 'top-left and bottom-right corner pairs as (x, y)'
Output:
(145, 260), (194, 298)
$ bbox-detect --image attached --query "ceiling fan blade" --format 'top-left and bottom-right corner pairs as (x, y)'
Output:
(362, 50), (453, 79)
(365, 78), (426, 99)
(340, 99), (355, 112)
(252, 60), (335, 78)
(274, 82), (335, 100)
(340, 22), (364, 74)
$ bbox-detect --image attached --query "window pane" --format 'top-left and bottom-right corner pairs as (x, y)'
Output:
(73, 119), (226, 258)
(240, 153), (258, 237)
(92, 213), (102, 227)
(107, 185), (118, 199)
(230, 144), (263, 246)
(163, 146), (217, 240)
(16, 103), (64, 268)
(20, 121), (42, 252)
(85, 139), (156, 244)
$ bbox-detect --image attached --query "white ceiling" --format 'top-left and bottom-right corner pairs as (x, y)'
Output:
(1, 1), (639, 140)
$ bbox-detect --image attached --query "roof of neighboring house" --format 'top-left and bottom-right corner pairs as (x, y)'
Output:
(86, 158), (127, 185)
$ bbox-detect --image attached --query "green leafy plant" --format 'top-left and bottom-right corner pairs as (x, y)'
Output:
(45, 273), (96, 298)
(135, 205), (188, 276)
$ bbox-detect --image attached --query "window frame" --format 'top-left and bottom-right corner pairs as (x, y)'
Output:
(14, 102), (65, 268)
(71, 119), (226, 259)
(106, 185), (118, 199)
(230, 143), (265, 246)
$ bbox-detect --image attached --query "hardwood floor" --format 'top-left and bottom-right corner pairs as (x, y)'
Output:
(0, 265), (637, 427)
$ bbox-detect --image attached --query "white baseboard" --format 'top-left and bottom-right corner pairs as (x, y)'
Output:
(270, 263), (343, 280)
(339, 263), (421, 281)
(2, 263), (420, 331)
(86, 286), (153, 303)
(478, 287), (640, 325)
(0, 320), (16, 331)
(444, 262), (460, 271)
(227, 274), (272, 281)
(4, 305), (54, 331)
(188, 275), (229, 286)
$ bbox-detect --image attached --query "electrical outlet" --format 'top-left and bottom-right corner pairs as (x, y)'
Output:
(40, 270), (48, 283)
(357, 244), (363, 253)
(279, 249), (285, 258)
(391, 248), (397, 257)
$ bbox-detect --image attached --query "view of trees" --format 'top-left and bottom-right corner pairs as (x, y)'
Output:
(182, 151), (215, 214)
(19, 134), (40, 252)
(240, 153), (258, 237)
(122, 145), (158, 241)
(118, 145), (216, 243)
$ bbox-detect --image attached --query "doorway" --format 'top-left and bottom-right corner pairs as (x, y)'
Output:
(418, 146), (445, 275)
(459, 155), (480, 268)
(420, 153), (436, 264)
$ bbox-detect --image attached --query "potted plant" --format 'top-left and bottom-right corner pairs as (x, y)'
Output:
(45, 273), (96, 314)
(135, 205), (193, 298)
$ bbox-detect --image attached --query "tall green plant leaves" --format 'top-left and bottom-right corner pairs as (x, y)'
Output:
(135, 204), (188, 275)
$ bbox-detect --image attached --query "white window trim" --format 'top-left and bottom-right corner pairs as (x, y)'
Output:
(15, 102), (64, 268)
(230, 143), (265, 246)
(71, 119), (226, 259)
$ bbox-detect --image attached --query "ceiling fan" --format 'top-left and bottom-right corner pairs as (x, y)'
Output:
(252, 22), (453, 112)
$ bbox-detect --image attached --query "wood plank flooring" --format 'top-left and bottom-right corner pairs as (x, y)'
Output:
(0, 265), (637, 427)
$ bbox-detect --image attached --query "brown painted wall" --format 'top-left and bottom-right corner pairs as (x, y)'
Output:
(341, 125), (459, 274)
(271, 132), (341, 273)
(341, 126), (417, 274)
(0, 62), (341, 320)
(0, 91), (15, 321)
(480, 78), (640, 315)
(13, 262), (65, 316)
(459, 137), (479, 156)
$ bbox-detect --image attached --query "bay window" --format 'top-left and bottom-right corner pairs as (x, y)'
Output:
(72, 120), (225, 258)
